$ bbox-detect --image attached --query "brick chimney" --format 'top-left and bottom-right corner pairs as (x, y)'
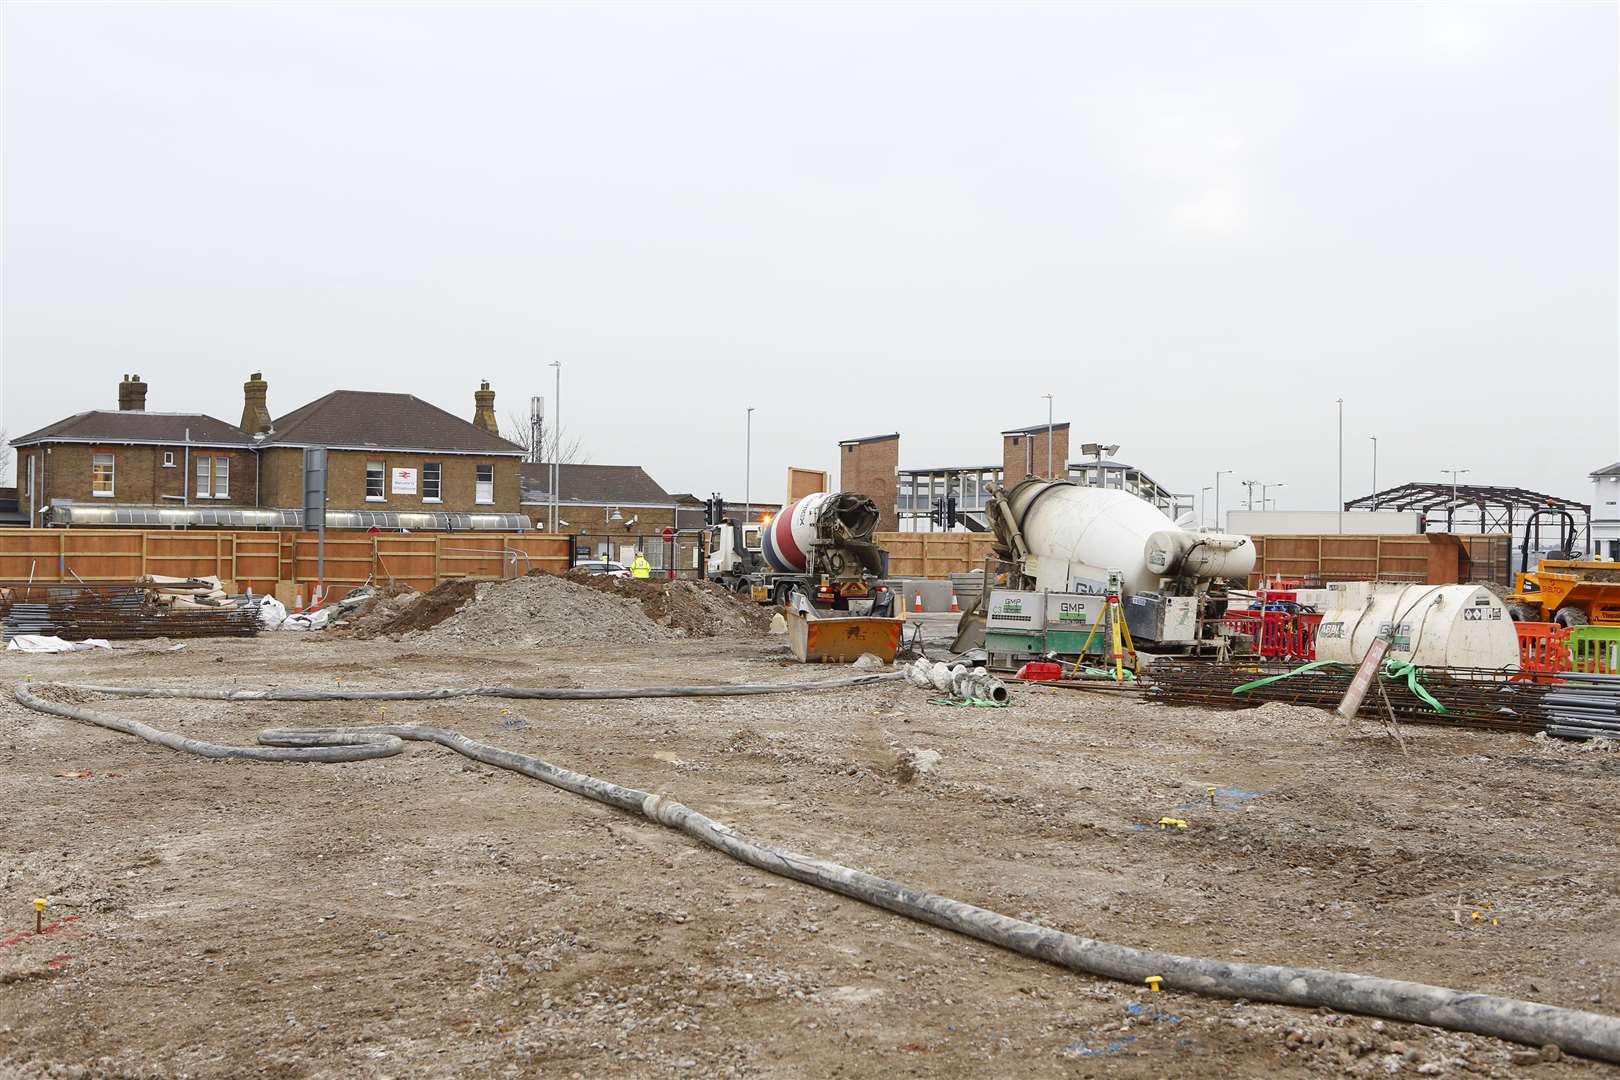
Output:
(473, 380), (498, 434)
(119, 373), (148, 411)
(241, 371), (272, 434)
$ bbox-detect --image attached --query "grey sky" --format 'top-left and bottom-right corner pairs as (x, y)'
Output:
(3, 1), (1617, 512)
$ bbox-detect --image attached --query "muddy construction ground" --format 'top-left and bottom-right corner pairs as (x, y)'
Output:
(2, 632), (1618, 1079)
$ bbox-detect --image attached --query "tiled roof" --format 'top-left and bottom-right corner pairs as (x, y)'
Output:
(10, 411), (254, 447)
(266, 390), (523, 455)
(521, 463), (673, 505)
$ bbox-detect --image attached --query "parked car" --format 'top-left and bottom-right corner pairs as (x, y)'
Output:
(576, 559), (631, 579)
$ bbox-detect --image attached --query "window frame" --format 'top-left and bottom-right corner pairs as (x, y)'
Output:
(196, 454), (212, 499)
(365, 460), (386, 502)
(422, 461), (442, 503)
(213, 455), (229, 499)
(162, 451), (176, 468)
(474, 463), (495, 505)
(92, 452), (116, 497)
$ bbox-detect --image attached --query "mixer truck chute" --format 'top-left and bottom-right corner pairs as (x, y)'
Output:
(958, 478), (1256, 658)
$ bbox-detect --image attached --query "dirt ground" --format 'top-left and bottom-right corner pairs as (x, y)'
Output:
(1, 632), (1617, 1079)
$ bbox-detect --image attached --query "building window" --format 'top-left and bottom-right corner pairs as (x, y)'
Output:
(162, 451), (175, 468)
(366, 461), (385, 501)
(196, 456), (210, 498)
(214, 456), (228, 498)
(422, 462), (442, 502)
(475, 463), (494, 504)
(92, 452), (115, 497)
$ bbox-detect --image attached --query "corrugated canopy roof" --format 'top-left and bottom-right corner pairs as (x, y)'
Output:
(10, 410), (254, 447)
(267, 390), (523, 454)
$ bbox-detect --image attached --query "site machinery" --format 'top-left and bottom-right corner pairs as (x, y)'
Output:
(954, 477), (1256, 657)
(706, 491), (895, 616)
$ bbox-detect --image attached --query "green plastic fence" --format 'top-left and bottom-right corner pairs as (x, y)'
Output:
(1567, 626), (1620, 674)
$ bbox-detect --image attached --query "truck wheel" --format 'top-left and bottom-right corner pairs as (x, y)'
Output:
(771, 582), (794, 608)
(1553, 606), (1589, 628)
(1505, 602), (1540, 623)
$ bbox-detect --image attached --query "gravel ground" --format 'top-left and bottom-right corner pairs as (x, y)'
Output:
(2, 633), (1618, 1079)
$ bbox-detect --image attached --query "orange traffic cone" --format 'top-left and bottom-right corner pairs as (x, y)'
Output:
(913, 591), (925, 613)
(950, 592), (960, 613)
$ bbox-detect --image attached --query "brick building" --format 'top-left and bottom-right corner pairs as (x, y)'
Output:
(1001, 422), (1070, 483)
(521, 462), (687, 559)
(837, 433), (900, 532)
(10, 372), (526, 529)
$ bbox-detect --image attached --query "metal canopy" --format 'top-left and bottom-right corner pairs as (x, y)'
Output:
(1344, 483), (1591, 544)
(44, 502), (531, 532)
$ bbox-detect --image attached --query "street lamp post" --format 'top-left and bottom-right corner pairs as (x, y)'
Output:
(1241, 480), (1260, 512)
(1214, 469), (1232, 531)
(1442, 468), (1470, 531)
(1336, 398), (1344, 534)
(1369, 436), (1378, 509)
(1262, 482), (1285, 511)
(1201, 485), (1213, 529)
(549, 361), (561, 533)
(744, 407), (755, 522)
(1042, 394), (1054, 478)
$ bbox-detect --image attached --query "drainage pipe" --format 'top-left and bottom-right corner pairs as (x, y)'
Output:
(12, 679), (1620, 1063)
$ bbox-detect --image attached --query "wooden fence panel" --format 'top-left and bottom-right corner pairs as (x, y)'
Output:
(373, 536), (438, 591)
(232, 533), (282, 593)
(1248, 533), (1511, 588)
(874, 532), (998, 578)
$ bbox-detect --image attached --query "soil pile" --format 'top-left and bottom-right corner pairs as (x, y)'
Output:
(348, 581), (473, 639)
(411, 574), (682, 649)
(563, 572), (773, 636)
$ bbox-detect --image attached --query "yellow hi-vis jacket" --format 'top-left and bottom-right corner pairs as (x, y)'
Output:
(630, 555), (651, 578)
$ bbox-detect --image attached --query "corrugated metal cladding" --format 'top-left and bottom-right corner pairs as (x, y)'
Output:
(44, 502), (531, 531)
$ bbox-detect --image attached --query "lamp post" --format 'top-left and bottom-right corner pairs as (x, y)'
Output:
(1369, 436), (1378, 509)
(1214, 469), (1232, 531)
(1241, 480), (1260, 512)
(744, 406), (755, 521)
(1336, 397), (1344, 534)
(1442, 468), (1469, 531)
(1201, 485), (1213, 529)
(1042, 394), (1054, 478)
(1262, 482), (1285, 511)
(549, 361), (561, 533)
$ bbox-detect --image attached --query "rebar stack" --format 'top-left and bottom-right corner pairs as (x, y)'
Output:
(1, 585), (259, 642)
(1144, 660), (1620, 741)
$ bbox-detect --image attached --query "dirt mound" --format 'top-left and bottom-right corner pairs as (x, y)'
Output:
(563, 572), (772, 636)
(349, 580), (474, 639)
(411, 573), (682, 649)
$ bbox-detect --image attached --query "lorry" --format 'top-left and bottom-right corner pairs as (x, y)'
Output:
(706, 491), (896, 616)
(955, 477), (1256, 661)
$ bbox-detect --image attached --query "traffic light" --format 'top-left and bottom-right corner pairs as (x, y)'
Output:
(930, 500), (944, 528)
(945, 495), (958, 530)
(704, 494), (725, 526)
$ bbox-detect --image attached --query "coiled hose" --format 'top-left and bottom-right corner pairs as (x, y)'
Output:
(12, 677), (1620, 1063)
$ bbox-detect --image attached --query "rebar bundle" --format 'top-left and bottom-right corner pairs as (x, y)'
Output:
(0, 585), (259, 642)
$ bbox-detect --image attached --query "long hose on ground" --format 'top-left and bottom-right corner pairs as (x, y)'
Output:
(12, 678), (1620, 1063)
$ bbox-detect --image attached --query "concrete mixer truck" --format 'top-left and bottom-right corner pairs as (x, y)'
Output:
(955, 478), (1255, 660)
(706, 491), (896, 616)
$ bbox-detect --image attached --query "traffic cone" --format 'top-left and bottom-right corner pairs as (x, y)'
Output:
(950, 591), (960, 612)
(913, 591), (925, 614)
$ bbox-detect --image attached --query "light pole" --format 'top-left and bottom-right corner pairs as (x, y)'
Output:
(1214, 469), (1232, 531)
(1442, 468), (1469, 530)
(1042, 394), (1054, 478)
(1369, 436), (1378, 509)
(1336, 398), (1344, 534)
(1201, 485), (1213, 529)
(744, 406), (755, 521)
(549, 361), (561, 533)
(1241, 480), (1260, 512)
(1262, 482), (1285, 511)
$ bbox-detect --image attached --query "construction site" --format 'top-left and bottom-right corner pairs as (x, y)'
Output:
(3, 454), (1620, 1078)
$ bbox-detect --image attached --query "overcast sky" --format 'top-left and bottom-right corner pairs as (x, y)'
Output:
(3, 1), (1616, 515)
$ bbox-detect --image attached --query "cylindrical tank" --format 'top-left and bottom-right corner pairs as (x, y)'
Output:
(760, 491), (879, 574)
(1001, 480), (1255, 594)
(1314, 584), (1519, 671)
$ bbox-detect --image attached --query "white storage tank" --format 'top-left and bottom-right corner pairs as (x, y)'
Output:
(1314, 584), (1519, 671)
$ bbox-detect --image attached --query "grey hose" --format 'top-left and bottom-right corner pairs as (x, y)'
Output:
(12, 679), (1620, 1063)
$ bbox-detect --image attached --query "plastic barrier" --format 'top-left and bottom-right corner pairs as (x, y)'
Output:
(1514, 622), (1571, 681)
(1223, 609), (1322, 660)
(1567, 626), (1620, 675)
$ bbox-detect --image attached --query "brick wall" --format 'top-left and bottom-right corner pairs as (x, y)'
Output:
(23, 443), (258, 519)
(839, 436), (899, 531)
(1002, 427), (1069, 483)
(261, 447), (522, 513)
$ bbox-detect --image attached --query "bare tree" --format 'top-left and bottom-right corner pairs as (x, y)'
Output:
(504, 412), (588, 465)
